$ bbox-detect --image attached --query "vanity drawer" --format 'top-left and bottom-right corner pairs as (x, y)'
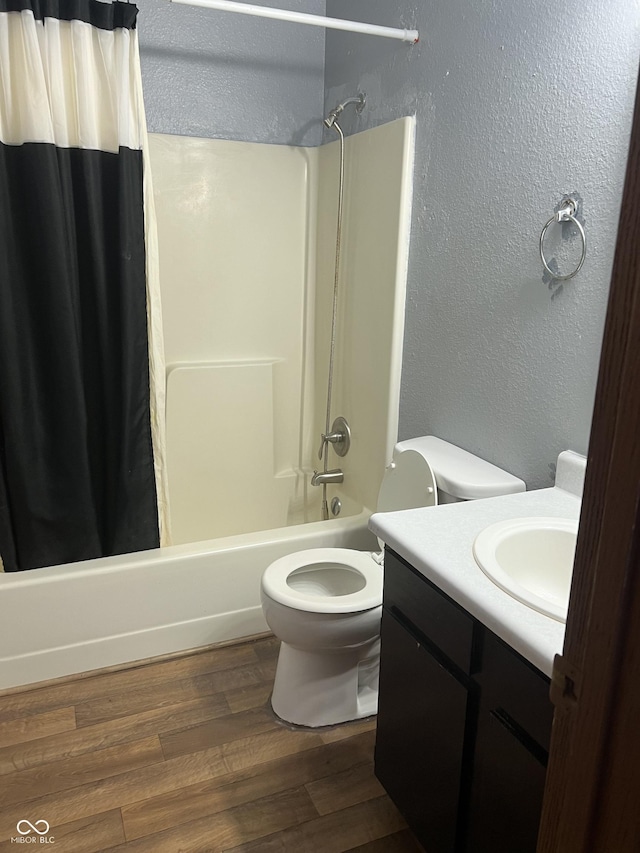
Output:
(384, 549), (475, 674)
(479, 631), (553, 753)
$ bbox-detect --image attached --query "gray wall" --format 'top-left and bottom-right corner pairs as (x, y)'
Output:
(325, 1), (639, 488)
(137, 0), (326, 145)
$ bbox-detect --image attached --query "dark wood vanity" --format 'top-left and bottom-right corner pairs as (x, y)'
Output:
(375, 549), (554, 853)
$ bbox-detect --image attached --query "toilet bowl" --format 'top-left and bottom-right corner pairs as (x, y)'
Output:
(261, 548), (382, 727)
(261, 436), (526, 728)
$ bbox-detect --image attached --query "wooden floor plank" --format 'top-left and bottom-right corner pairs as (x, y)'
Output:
(122, 730), (376, 841)
(0, 706), (76, 749)
(105, 787), (318, 853)
(305, 761), (386, 816)
(47, 809), (126, 853)
(74, 661), (262, 728)
(159, 705), (280, 761)
(345, 829), (424, 852)
(0, 693), (230, 776)
(193, 664), (269, 698)
(252, 637), (279, 664)
(252, 638), (279, 682)
(224, 681), (273, 714)
(0, 643), (258, 722)
(320, 717), (377, 744)
(223, 795), (407, 853)
(257, 656), (278, 681)
(0, 736), (164, 808)
(218, 725), (324, 774)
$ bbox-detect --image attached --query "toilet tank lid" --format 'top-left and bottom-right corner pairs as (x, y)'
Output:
(395, 436), (526, 500)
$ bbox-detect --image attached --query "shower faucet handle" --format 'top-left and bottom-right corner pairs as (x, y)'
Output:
(317, 416), (351, 459)
(318, 431), (345, 459)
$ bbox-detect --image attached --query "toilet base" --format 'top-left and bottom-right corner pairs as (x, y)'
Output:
(270, 638), (380, 728)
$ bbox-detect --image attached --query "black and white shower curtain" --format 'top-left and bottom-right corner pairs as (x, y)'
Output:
(0, 0), (169, 571)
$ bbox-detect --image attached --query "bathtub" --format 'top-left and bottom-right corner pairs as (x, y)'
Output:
(0, 509), (376, 690)
(0, 118), (414, 692)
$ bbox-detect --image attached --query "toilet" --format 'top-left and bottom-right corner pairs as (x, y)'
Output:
(260, 436), (525, 727)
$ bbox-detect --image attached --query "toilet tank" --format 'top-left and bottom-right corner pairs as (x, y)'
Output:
(396, 436), (526, 504)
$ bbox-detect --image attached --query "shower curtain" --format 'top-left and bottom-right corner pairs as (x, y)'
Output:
(0, 0), (170, 571)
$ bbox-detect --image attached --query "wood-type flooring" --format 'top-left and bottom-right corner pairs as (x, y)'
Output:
(0, 636), (422, 852)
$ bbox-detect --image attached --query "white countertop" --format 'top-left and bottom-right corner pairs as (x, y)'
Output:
(369, 485), (581, 677)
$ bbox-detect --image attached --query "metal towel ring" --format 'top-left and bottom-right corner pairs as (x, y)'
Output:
(539, 198), (586, 281)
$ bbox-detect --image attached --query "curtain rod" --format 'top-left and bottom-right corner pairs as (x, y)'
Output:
(170, 0), (419, 44)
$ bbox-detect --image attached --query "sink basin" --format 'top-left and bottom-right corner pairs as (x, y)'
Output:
(473, 517), (578, 622)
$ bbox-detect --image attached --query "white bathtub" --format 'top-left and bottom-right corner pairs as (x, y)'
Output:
(0, 119), (414, 692)
(0, 510), (376, 690)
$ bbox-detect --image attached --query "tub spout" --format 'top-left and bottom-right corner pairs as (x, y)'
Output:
(311, 469), (344, 486)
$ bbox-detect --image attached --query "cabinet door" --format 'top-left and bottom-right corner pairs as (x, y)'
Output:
(375, 610), (469, 853)
(467, 631), (552, 852)
(466, 707), (548, 853)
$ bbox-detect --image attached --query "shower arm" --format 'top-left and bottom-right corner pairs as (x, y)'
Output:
(324, 94), (365, 129)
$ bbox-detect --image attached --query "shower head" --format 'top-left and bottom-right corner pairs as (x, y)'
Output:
(323, 93), (366, 129)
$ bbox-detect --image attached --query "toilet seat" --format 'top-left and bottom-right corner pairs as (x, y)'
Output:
(262, 548), (382, 614)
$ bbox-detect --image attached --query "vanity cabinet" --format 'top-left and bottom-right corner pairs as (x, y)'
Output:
(375, 549), (553, 853)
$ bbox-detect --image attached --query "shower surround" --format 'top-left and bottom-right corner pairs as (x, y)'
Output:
(0, 118), (414, 689)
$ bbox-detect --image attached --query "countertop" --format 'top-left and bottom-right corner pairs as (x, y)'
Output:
(369, 485), (581, 677)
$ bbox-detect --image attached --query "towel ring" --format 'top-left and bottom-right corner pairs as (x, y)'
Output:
(539, 198), (586, 281)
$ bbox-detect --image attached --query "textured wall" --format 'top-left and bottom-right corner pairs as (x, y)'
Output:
(325, 0), (640, 488)
(136, 0), (326, 144)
